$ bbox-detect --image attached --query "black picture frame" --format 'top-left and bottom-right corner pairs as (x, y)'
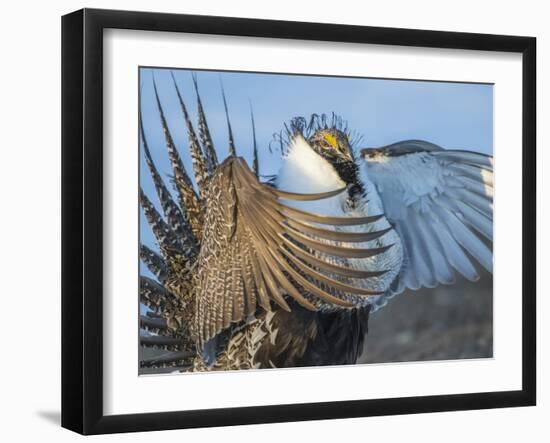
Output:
(61, 8), (536, 435)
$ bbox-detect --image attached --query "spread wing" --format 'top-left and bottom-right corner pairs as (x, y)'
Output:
(362, 140), (493, 293)
(194, 157), (392, 346)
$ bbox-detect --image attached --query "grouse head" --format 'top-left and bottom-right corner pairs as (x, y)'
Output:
(307, 127), (364, 199)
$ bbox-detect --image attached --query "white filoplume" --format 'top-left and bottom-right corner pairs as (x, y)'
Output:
(275, 135), (493, 311)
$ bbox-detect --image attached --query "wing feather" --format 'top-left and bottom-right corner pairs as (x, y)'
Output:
(394, 224), (420, 290)
(193, 158), (391, 346)
(438, 195), (493, 241)
(430, 215), (480, 281)
(453, 175), (494, 199)
(446, 187), (493, 218)
(363, 143), (493, 292)
(432, 150), (494, 169)
(407, 213), (438, 288)
(435, 207), (493, 273)
(448, 162), (493, 187)
(411, 215), (455, 285)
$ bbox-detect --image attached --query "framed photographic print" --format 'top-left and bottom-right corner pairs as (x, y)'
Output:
(61, 8), (536, 435)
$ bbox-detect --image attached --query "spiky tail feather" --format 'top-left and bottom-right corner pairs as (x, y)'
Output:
(220, 78), (236, 156)
(170, 72), (210, 198)
(139, 71), (264, 370)
(192, 73), (219, 174)
(151, 76), (204, 240)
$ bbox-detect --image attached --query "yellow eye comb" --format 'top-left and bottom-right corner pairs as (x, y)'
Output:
(323, 132), (338, 148)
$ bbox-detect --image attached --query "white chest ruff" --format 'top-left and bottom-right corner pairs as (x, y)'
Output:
(275, 136), (403, 310)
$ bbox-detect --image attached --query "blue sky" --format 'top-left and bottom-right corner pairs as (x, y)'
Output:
(139, 67), (493, 280)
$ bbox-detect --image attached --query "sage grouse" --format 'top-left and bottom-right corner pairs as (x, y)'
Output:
(139, 72), (493, 372)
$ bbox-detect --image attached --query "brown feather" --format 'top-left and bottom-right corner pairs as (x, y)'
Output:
(193, 157), (393, 346)
(279, 236), (389, 279)
(286, 219), (392, 243)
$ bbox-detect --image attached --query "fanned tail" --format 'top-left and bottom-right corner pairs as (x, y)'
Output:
(139, 74), (207, 370)
(139, 70), (267, 370)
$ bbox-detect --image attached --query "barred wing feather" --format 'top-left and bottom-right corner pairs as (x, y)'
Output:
(194, 158), (391, 346)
